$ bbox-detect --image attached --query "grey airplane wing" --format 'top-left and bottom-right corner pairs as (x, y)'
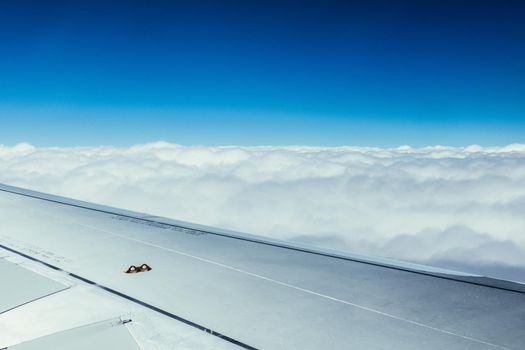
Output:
(0, 183), (524, 349)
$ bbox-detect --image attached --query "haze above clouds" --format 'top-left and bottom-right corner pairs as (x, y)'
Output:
(1, 142), (524, 282)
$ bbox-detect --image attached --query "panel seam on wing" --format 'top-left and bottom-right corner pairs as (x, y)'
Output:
(81, 223), (511, 350)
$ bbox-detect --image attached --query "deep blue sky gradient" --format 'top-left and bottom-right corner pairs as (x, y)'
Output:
(0, 0), (524, 146)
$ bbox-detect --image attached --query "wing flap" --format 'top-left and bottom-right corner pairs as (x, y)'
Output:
(9, 318), (140, 350)
(0, 258), (67, 314)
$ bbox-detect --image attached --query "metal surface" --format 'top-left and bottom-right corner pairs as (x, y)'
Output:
(0, 258), (67, 314)
(0, 183), (524, 349)
(9, 319), (140, 350)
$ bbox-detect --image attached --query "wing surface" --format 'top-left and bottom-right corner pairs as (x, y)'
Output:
(0, 183), (524, 350)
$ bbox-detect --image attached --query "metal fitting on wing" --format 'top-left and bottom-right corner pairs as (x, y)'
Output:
(125, 263), (152, 273)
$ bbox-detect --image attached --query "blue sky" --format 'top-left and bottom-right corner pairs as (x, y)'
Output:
(0, 0), (524, 147)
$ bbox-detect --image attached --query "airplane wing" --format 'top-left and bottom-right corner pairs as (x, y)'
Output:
(0, 182), (524, 350)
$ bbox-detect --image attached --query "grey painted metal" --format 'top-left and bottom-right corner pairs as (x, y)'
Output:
(0, 258), (67, 314)
(0, 183), (525, 349)
(9, 318), (141, 350)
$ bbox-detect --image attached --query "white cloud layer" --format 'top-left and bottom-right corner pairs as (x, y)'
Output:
(1, 141), (525, 282)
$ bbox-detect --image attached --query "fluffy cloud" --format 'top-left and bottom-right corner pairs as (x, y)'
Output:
(1, 141), (525, 282)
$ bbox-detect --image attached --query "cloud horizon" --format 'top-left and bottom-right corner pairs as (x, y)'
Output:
(2, 141), (524, 282)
